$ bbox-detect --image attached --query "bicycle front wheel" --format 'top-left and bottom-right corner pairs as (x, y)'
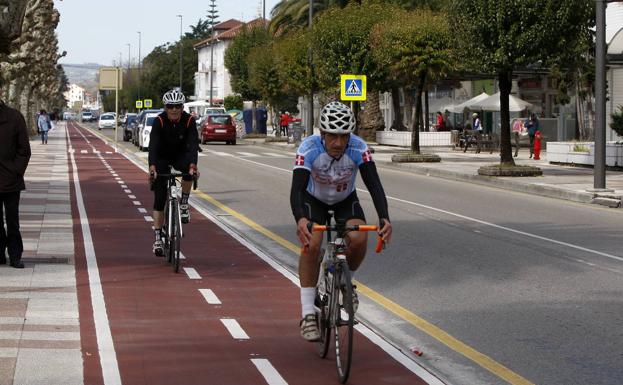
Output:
(334, 264), (354, 384)
(164, 200), (173, 264)
(172, 202), (182, 273)
(316, 275), (331, 358)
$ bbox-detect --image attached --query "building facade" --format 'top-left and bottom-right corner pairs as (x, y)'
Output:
(63, 83), (84, 109)
(193, 18), (265, 104)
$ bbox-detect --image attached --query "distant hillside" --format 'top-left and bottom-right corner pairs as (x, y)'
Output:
(61, 63), (101, 95)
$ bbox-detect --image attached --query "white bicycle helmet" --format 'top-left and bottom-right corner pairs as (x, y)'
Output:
(162, 89), (186, 105)
(319, 101), (356, 134)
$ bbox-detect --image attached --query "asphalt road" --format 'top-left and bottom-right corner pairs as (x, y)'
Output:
(90, 124), (623, 385)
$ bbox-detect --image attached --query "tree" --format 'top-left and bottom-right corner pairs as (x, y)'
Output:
(371, 8), (453, 153)
(269, 0), (352, 35)
(0, 0), (67, 133)
(224, 23), (270, 133)
(310, 1), (400, 137)
(449, 0), (594, 166)
(0, 0), (27, 55)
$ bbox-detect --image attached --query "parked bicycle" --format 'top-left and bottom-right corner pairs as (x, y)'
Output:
(310, 211), (384, 384)
(155, 172), (197, 273)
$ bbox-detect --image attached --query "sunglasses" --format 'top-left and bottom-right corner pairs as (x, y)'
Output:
(165, 104), (183, 110)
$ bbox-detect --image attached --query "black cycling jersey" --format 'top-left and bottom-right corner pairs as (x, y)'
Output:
(148, 111), (198, 166)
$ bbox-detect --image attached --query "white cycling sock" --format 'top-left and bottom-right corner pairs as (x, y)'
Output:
(300, 287), (316, 318)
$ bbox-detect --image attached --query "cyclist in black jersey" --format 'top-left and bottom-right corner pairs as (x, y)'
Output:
(148, 89), (199, 256)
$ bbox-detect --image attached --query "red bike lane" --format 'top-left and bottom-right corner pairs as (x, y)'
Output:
(66, 121), (432, 385)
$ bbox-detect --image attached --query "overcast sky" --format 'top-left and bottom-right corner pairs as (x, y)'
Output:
(56, 0), (281, 65)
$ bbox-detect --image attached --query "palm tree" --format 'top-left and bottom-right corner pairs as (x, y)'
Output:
(269, 0), (353, 35)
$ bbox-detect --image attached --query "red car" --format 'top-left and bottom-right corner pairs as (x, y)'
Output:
(200, 114), (236, 145)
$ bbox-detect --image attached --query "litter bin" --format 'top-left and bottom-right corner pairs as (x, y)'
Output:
(289, 118), (303, 144)
(243, 109), (253, 134)
(256, 107), (267, 134)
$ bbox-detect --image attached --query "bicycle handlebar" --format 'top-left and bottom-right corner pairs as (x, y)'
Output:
(151, 172), (198, 190)
(306, 223), (385, 254)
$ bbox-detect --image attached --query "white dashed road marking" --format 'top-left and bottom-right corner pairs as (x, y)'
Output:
(183, 267), (201, 280)
(251, 359), (288, 385)
(220, 319), (249, 340)
(199, 289), (221, 305)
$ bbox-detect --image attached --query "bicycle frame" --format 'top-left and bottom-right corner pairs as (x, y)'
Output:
(311, 211), (383, 384)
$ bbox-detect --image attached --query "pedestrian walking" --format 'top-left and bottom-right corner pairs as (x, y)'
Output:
(435, 111), (445, 131)
(511, 118), (525, 157)
(524, 113), (540, 158)
(280, 111), (290, 137)
(0, 97), (31, 268)
(472, 112), (483, 153)
(37, 109), (51, 144)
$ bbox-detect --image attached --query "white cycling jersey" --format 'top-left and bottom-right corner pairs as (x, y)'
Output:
(293, 134), (373, 205)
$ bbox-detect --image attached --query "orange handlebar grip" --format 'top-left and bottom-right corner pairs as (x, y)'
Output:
(312, 225), (327, 232)
(375, 236), (384, 253)
(358, 225), (378, 231)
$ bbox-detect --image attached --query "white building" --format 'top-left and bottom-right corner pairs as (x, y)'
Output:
(64, 83), (84, 109)
(606, 2), (623, 140)
(193, 18), (266, 104)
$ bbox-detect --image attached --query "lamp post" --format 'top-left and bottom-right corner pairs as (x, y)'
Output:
(307, 0), (314, 136)
(137, 31), (141, 101)
(126, 43), (131, 71)
(592, 0), (614, 192)
(176, 14), (183, 92)
(208, 0), (219, 106)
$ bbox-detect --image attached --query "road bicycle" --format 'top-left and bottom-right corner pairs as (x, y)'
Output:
(156, 172), (197, 273)
(311, 211), (384, 384)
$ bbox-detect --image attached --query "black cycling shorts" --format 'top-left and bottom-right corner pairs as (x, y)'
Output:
(152, 155), (194, 211)
(301, 191), (366, 225)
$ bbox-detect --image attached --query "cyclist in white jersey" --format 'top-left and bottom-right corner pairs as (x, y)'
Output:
(290, 101), (392, 341)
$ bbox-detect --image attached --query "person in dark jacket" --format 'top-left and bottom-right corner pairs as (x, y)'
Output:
(0, 98), (31, 268)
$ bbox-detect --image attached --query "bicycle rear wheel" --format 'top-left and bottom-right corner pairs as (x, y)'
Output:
(172, 202), (182, 273)
(334, 263), (354, 384)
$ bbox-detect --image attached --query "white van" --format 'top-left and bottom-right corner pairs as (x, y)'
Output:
(138, 112), (161, 151)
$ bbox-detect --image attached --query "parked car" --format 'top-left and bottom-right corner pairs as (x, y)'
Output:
(98, 113), (116, 129)
(138, 112), (161, 151)
(133, 109), (162, 146)
(201, 114), (236, 145)
(123, 113), (138, 141)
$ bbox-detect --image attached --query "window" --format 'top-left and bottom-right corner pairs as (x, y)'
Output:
(209, 116), (231, 125)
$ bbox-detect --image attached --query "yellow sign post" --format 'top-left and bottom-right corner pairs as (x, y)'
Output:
(340, 74), (367, 101)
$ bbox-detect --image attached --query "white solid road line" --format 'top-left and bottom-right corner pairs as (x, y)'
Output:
(208, 150), (233, 157)
(220, 319), (249, 340)
(199, 289), (221, 305)
(251, 359), (288, 385)
(230, 155), (623, 265)
(262, 152), (287, 158)
(183, 267), (201, 280)
(67, 125), (122, 385)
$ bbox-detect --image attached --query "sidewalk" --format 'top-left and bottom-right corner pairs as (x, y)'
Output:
(244, 136), (623, 208)
(0, 123), (82, 385)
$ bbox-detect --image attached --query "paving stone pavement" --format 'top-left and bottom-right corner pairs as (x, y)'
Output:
(0, 123), (82, 385)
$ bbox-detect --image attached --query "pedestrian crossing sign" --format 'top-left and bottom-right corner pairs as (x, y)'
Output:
(340, 74), (366, 101)
(135, 100), (143, 109)
(144, 99), (152, 108)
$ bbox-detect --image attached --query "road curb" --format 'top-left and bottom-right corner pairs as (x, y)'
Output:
(376, 160), (596, 204)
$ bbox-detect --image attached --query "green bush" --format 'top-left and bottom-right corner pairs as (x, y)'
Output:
(611, 105), (623, 137)
(224, 95), (243, 111)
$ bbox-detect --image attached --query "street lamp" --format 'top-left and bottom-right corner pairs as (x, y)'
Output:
(126, 43), (131, 71)
(207, 0), (219, 106)
(137, 31), (142, 101)
(307, 0), (314, 136)
(176, 14), (183, 92)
